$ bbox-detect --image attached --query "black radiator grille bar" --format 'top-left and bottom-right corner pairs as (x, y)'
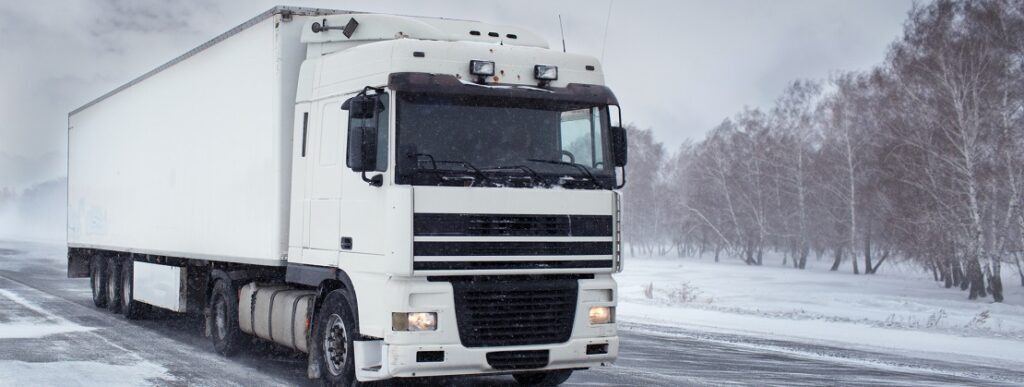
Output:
(414, 241), (613, 256)
(415, 213), (612, 237)
(414, 260), (613, 271)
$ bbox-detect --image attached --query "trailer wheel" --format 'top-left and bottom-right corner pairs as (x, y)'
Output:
(90, 257), (108, 308)
(314, 291), (358, 386)
(120, 260), (147, 319)
(210, 279), (244, 356)
(106, 257), (122, 313)
(513, 370), (573, 386)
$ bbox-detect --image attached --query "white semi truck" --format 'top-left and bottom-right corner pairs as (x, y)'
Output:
(67, 6), (626, 386)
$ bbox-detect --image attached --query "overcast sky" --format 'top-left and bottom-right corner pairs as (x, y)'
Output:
(0, 0), (913, 191)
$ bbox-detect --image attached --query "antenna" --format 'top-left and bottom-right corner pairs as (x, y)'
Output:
(558, 14), (567, 53)
(601, 0), (613, 62)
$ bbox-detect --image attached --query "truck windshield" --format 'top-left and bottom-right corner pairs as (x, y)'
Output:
(395, 92), (614, 189)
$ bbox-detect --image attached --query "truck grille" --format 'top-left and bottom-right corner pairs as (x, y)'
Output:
(486, 350), (550, 370)
(450, 278), (578, 347)
(415, 213), (611, 237)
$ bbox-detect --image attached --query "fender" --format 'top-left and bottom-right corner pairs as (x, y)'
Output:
(287, 263), (361, 379)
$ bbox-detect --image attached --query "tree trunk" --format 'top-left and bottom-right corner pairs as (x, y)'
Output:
(869, 250), (889, 274)
(940, 258), (953, 288)
(851, 249), (860, 275)
(966, 257), (987, 300)
(863, 233), (873, 275)
(988, 257), (1003, 302)
(830, 248), (842, 271)
(955, 259), (967, 290)
(1016, 254), (1024, 287)
(798, 247), (808, 270)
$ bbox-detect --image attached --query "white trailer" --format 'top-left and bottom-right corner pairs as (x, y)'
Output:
(68, 6), (627, 386)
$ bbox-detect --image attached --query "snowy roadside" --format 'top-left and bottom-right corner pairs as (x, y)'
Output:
(616, 255), (1024, 366)
(0, 264), (174, 386)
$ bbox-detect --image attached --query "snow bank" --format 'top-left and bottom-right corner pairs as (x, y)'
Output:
(617, 255), (1024, 364)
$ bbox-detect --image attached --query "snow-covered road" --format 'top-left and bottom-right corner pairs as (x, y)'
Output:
(1, 241), (1021, 386)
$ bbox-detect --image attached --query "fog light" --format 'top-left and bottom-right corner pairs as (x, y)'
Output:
(589, 306), (614, 324)
(534, 64), (558, 81)
(470, 60), (495, 76)
(392, 312), (437, 331)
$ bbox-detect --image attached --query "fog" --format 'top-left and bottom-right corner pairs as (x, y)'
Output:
(0, 0), (912, 241)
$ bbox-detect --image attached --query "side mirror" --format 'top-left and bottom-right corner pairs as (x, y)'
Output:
(342, 93), (385, 179)
(611, 126), (628, 167)
(346, 125), (378, 172)
(342, 95), (379, 119)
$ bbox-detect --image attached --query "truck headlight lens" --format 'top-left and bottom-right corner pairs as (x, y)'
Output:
(470, 60), (495, 76)
(589, 306), (614, 324)
(392, 312), (437, 331)
(534, 64), (558, 80)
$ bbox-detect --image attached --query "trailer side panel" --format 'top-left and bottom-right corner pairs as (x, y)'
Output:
(68, 16), (303, 265)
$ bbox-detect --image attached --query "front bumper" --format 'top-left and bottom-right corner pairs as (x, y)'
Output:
(355, 335), (619, 380)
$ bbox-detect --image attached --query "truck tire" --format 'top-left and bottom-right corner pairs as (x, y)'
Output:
(210, 279), (245, 356)
(90, 257), (108, 308)
(120, 260), (147, 319)
(106, 257), (122, 313)
(314, 291), (358, 387)
(513, 370), (573, 386)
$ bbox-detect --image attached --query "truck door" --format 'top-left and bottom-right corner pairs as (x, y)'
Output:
(299, 99), (344, 266)
(338, 91), (389, 261)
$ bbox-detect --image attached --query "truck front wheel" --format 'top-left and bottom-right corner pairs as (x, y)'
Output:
(314, 291), (358, 386)
(513, 370), (574, 386)
(90, 257), (108, 308)
(210, 279), (245, 356)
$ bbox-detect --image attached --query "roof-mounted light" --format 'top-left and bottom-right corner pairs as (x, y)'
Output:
(534, 65), (558, 81)
(470, 60), (495, 76)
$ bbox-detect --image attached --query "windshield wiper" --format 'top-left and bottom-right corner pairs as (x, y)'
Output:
(482, 165), (549, 187)
(525, 158), (608, 189)
(412, 153), (496, 187)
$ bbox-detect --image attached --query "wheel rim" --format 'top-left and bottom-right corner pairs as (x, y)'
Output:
(323, 313), (347, 376)
(214, 297), (227, 339)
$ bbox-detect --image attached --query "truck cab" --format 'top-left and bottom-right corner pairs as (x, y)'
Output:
(286, 14), (626, 384)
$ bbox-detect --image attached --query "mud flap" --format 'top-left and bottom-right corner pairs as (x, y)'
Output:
(307, 341), (322, 379)
(67, 251), (90, 278)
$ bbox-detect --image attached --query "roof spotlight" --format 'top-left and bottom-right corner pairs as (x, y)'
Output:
(470, 60), (495, 76)
(534, 65), (558, 81)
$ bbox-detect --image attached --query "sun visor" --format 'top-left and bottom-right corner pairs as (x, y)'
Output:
(388, 72), (619, 106)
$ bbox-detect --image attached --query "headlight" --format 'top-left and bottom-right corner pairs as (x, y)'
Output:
(392, 312), (437, 331)
(470, 60), (495, 76)
(589, 306), (615, 324)
(534, 64), (558, 81)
